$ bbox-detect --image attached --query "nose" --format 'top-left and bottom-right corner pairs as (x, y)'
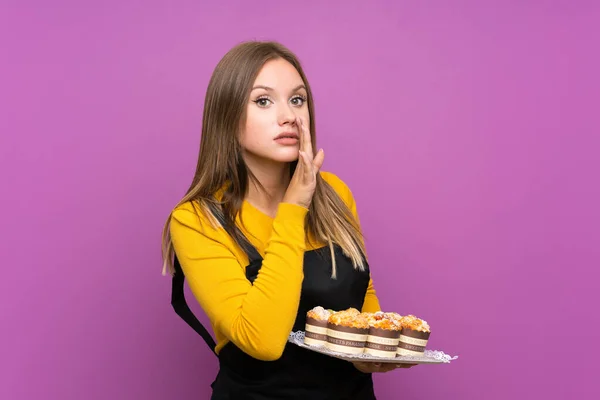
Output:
(277, 103), (297, 126)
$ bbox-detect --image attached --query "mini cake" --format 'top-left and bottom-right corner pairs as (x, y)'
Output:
(397, 315), (431, 356)
(383, 312), (403, 324)
(326, 308), (369, 354)
(364, 312), (402, 358)
(304, 306), (332, 346)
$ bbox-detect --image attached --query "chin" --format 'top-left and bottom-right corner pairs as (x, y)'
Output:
(270, 155), (299, 164)
(244, 147), (299, 165)
(269, 148), (300, 163)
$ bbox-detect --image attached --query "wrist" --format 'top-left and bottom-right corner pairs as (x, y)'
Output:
(278, 202), (309, 217)
(281, 198), (310, 210)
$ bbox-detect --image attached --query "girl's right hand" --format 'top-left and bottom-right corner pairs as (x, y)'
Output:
(282, 116), (325, 209)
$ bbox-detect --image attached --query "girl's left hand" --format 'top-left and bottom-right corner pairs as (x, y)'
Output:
(352, 361), (417, 373)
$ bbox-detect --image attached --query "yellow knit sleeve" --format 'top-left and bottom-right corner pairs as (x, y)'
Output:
(362, 279), (382, 313)
(320, 172), (382, 313)
(170, 202), (308, 361)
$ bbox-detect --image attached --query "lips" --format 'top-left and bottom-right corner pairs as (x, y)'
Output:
(274, 132), (299, 145)
(275, 132), (299, 140)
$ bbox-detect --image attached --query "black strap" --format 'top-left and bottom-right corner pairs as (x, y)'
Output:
(171, 255), (218, 354)
(170, 202), (263, 355)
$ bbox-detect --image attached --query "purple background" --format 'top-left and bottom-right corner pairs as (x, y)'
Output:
(2, 1), (599, 399)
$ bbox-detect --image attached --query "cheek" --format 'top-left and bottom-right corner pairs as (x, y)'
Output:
(300, 108), (310, 124)
(241, 109), (271, 148)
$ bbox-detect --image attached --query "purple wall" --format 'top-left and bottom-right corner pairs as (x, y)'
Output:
(2, 1), (598, 399)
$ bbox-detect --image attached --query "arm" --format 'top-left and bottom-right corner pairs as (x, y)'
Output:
(170, 202), (307, 361)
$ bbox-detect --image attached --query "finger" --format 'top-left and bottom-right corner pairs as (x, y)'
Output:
(294, 150), (304, 176)
(299, 117), (313, 160)
(395, 363), (416, 369)
(312, 148), (324, 171)
(300, 151), (312, 182)
(296, 117), (304, 153)
(352, 362), (370, 373)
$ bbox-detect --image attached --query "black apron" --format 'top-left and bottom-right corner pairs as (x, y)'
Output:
(171, 204), (376, 400)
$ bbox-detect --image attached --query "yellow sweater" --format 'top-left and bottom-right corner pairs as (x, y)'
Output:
(170, 171), (380, 361)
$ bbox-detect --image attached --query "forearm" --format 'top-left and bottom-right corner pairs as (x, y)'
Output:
(171, 202), (308, 361)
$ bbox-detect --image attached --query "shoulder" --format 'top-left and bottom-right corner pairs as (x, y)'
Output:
(170, 200), (220, 237)
(319, 171), (356, 205)
(171, 201), (200, 222)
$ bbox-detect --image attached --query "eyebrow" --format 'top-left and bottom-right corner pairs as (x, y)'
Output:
(251, 84), (307, 92)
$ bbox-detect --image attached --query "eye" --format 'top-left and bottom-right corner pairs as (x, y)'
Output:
(290, 95), (307, 107)
(253, 96), (272, 108)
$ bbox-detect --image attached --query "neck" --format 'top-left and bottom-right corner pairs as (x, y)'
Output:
(243, 153), (291, 216)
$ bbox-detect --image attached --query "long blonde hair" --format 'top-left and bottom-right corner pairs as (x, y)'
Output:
(161, 41), (366, 278)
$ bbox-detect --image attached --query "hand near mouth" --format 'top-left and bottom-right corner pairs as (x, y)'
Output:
(282, 117), (325, 209)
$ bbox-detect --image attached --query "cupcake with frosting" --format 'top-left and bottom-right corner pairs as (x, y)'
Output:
(326, 308), (369, 354)
(397, 314), (431, 356)
(364, 312), (402, 358)
(383, 312), (403, 324)
(304, 306), (333, 346)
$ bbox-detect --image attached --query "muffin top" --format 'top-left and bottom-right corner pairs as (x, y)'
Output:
(400, 314), (431, 333)
(344, 307), (361, 316)
(383, 312), (403, 323)
(367, 312), (402, 331)
(328, 308), (369, 329)
(306, 306), (332, 321)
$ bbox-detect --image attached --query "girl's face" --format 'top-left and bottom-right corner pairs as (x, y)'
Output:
(240, 58), (310, 165)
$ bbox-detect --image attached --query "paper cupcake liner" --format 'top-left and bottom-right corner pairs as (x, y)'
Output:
(326, 322), (368, 354)
(397, 328), (430, 356)
(364, 327), (401, 357)
(304, 317), (329, 346)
